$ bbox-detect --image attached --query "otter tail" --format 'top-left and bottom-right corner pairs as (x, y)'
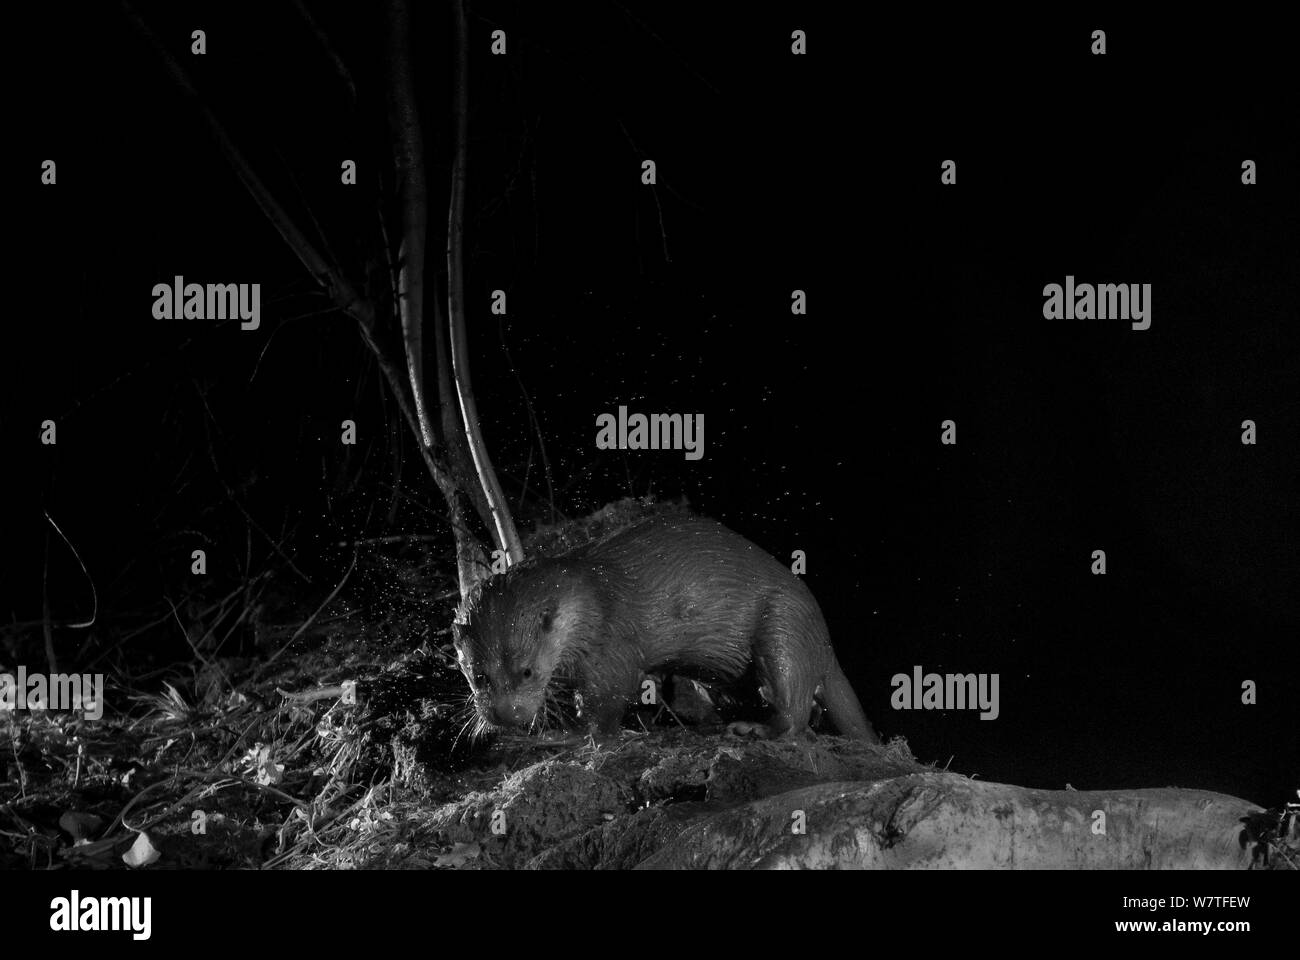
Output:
(820, 657), (879, 743)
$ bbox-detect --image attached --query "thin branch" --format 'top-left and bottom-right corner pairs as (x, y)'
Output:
(608, 0), (722, 98)
(290, 0), (357, 106)
(385, 0), (435, 449)
(43, 511), (98, 630)
(448, 0), (523, 569)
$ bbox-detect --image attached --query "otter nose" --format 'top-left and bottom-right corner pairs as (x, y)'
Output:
(491, 699), (533, 727)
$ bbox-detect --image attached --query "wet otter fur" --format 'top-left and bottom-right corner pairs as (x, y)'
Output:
(452, 515), (877, 742)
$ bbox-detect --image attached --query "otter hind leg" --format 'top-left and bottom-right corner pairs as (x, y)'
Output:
(750, 599), (820, 739)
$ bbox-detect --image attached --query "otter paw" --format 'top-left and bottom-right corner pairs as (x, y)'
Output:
(727, 721), (774, 739)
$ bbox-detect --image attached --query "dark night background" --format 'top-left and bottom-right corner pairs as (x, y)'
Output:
(3, 4), (1297, 807)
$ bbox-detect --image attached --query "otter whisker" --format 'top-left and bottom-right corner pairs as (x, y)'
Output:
(451, 713), (476, 753)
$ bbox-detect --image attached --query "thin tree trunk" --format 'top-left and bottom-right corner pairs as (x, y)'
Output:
(385, 0), (435, 451)
(126, 0), (518, 592)
(448, 0), (524, 570)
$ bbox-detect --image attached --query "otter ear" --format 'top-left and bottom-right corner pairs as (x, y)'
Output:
(551, 594), (585, 636)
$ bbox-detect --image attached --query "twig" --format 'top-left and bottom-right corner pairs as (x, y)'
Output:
(277, 685), (347, 704)
(7, 726), (27, 798)
(164, 595), (217, 675)
(333, 534), (442, 547)
(42, 527), (58, 673)
(261, 550), (359, 670)
(41, 511), (99, 630)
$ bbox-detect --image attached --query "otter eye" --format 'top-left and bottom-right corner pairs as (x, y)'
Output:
(472, 672), (489, 688)
(522, 668), (533, 680)
(539, 610), (554, 631)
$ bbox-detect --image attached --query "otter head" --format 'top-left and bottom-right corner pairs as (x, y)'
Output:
(452, 561), (594, 731)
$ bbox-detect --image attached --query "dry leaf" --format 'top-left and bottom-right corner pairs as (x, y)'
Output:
(58, 811), (103, 841)
(122, 832), (161, 868)
(431, 842), (481, 868)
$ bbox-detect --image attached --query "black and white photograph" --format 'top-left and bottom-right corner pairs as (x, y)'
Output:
(3, 1), (1297, 943)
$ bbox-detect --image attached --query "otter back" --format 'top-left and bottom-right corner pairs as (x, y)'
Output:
(453, 515), (877, 742)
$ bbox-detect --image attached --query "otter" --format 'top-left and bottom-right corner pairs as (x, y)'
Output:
(452, 515), (877, 742)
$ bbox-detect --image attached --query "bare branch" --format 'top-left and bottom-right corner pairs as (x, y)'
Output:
(290, 0), (358, 107)
(385, 0), (436, 450)
(447, 0), (524, 571)
(121, 0), (458, 503)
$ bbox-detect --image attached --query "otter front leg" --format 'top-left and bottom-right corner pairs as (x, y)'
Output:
(587, 695), (629, 739)
(752, 641), (817, 740)
(580, 661), (641, 739)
